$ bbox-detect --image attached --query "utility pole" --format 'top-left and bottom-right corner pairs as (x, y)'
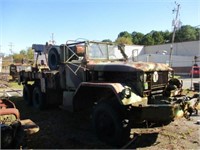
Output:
(50, 33), (56, 45)
(8, 42), (14, 54)
(8, 42), (14, 63)
(169, 2), (180, 67)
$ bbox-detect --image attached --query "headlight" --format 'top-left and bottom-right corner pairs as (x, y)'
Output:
(122, 87), (131, 98)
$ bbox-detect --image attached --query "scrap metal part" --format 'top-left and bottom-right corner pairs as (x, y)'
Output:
(173, 93), (200, 119)
(0, 98), (39, 149)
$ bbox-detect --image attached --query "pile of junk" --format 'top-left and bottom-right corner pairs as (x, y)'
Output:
(0, 96), (39, 149)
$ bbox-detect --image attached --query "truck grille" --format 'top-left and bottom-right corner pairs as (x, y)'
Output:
(151, 72), (168, 89)
(145, 71), (168, 91)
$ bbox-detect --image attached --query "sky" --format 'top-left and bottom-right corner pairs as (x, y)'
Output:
(0, 0), (199, 55)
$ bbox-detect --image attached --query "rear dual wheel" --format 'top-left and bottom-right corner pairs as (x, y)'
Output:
(23, 84), (33, 106)
(32, 86), (46, 110)
(23, 85), (46, 110)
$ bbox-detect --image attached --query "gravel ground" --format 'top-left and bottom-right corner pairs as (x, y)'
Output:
(1, 79), (199, 149)
(8, 95), (200, 149)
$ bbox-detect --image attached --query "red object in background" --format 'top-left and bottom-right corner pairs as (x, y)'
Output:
(190, 65), (200, 77)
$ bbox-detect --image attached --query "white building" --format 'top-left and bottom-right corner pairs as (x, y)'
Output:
(123, 40), (200, 75)
(143, 40), (200, 75)
(143, 40), (200, 66)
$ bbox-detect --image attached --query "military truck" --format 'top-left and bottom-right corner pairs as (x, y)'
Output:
(18, 41), (183, 146)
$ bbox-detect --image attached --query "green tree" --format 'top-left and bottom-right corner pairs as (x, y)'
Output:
(20, 50), (26, 55)
(115, 37), (133, 45)
(27, 47), (34, 61)
(102, 39), (112, 43)
(175, 25), (196, 42)
(118, 31), (132, 39)
(131, 32), (144, 45)
(115, 24), (198, 46)
(12, 48), (34, 64)
(117, 31), (132, 45)
(161, 30), (171, 43)
(152, 31), (164, 45)
(13, 53), (25, 63)
(141, 34), (154, 45)
(195, 28), (200, 40)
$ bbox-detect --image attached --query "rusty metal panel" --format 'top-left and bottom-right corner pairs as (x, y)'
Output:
(65, 63), (86, 90)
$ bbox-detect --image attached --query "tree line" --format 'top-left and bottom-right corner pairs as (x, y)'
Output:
(13, 48), (34, 63)
(2, 48), (34, 65)
(103, 25), (200, 45)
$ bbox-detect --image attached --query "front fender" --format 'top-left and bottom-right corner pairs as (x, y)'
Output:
(74, 82), (147, 106)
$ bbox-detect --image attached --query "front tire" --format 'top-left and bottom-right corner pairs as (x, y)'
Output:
(92, 102), (130, 146)
(32, 86), (46, 110)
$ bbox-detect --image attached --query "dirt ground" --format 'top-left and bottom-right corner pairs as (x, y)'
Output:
(9, 95), (200, 149)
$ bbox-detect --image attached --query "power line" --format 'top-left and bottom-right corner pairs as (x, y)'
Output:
(169, 2), (181, 67)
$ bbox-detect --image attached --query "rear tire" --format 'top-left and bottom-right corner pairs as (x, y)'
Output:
(23, 84), (33, 106)
(32, 86), (46, 110)
(92, 102), (130, 146)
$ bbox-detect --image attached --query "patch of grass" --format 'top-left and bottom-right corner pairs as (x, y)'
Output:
(174, 76), (181, 79)
(8, 81), (23, 90)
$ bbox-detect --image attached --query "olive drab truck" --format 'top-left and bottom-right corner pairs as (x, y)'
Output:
(18, 41), (184, 146)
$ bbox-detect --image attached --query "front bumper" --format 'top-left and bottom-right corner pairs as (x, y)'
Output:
(128, 104), (175, 123)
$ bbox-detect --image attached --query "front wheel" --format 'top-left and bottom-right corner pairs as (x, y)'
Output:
(32, 86), (46, 110)
(92, 102), (130, 146)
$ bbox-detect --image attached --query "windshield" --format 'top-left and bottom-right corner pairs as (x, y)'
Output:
(87, 42), (124, 60)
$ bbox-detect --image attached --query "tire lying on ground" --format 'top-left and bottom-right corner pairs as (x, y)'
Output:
(32, 86), (46, 110)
